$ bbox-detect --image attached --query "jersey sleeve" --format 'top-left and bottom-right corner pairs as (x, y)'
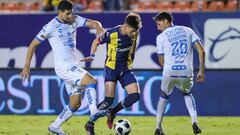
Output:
(75, 15), (87, 28)
(156, 35), (164, 55)
(187, 27), (200, 45)
(98, 30), (110, 45)
(35, 23), (52, 42)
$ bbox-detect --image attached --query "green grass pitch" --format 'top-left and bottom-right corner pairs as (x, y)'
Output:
(0, 115), (239, 135)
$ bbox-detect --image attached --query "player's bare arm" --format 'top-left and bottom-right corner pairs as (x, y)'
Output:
(129, 32), (139, 59)
(158, 55), (164, 67)
(85, 19), (104, 36)
(194, 41), (205, 82)
(19, 39), (41, 81)
(81, 37), (99, 62)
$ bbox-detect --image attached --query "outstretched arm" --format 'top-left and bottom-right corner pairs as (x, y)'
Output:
(85, 19), (104, 36)
(81, 37), (99, 62)
(19, 39), (41, 81)
(194, 41), (205, 82)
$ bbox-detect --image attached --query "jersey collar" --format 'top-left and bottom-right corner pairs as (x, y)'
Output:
(55, 17), (64, 24)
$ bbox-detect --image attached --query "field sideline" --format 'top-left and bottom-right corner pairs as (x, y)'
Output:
(0, 115), (239, 135)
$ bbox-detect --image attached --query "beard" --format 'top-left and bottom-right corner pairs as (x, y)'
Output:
(63, 16), (75, 24)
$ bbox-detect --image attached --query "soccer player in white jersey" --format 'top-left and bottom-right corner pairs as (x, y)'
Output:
(19, 1), (104, 135)
(153, 12), (205, 135)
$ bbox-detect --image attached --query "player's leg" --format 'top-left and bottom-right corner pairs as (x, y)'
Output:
(106, 70), (140, 129)
(55, 65), (98, 135)
(97, 67), (117, 110)
(85, 67), (117, 134)
(81, 73), (98, 116)
(80, 73), (99, 135)
(88, 67), (117, 121)
(97, 82), (116, 110)
(155, 75), (174, 135)
(179, 77), (201, 134)
(109, 83), (140, 116)
(49, 82), (82, 135)
(89, 67), (117, 122)
(56, 65), (98, 116)
(87, 81), (116, 124)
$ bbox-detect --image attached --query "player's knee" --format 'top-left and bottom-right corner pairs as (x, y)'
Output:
(81, 74), (97, 86)
(97, 97), (114, 110)
(160, 90), (169, 99)
(86, 76), (96, 85)
(122, 93), (140, 108)
(85, 76), (97, 89)
(89, 77), (97, 84)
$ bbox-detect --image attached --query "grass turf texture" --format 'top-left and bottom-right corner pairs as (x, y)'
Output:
(0, 115), (239, 135)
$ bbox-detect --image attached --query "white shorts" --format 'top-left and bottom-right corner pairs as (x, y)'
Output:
(55, 64), (88, 95)
(161, 74), (194, 95)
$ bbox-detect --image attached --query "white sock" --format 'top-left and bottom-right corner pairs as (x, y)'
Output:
(156, 97), (168, 130)
(85, 86), (98, 116)
(52, 105), (74, 128)
(184, 94), (198, 124)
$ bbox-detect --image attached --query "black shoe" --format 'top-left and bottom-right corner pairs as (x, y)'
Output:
(154, 128), (166, 135)
(106, 108), (115, 129)
(85, 121), (95, 135)
(192, 122), (201, 134)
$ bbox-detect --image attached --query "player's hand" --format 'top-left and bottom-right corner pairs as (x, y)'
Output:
(80, 56), (94, 62)
(96, 28), (106, 36)
(196, 71), (205, 83)
(19, 66), (30, 81)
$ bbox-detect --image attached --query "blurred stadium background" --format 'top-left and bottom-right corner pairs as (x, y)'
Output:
(0, 0), (240, 134)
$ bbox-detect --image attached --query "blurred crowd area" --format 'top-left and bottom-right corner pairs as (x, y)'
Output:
(0, 0), (239, 13)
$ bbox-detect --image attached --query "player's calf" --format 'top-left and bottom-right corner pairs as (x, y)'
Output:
(97, 97), (114, 110)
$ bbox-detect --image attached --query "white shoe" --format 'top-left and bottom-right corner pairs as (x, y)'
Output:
(48, 123), (67, 135)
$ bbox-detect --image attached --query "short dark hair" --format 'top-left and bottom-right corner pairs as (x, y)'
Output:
(125, 13), (142, 30)
(58, 0), (73, 11)
(153, 12), (173, 23)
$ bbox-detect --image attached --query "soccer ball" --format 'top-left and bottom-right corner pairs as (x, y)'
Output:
(114, 119), (131, 135)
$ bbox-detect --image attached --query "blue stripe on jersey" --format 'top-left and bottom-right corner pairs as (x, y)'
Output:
(70, 66), (78, 72)
(75, 79), (80, 86)
(34, 36), (44, 42)
(55, 17), (63, 24)
(82, 18), (88, 27)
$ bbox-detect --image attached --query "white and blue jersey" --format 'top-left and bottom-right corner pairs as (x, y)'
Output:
(156, 25), (200, 77)
(35, 15), (88, 95)
(35, 15), (87, 69)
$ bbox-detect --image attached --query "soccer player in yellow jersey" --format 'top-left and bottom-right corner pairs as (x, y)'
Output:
(81, 13), (142, 135)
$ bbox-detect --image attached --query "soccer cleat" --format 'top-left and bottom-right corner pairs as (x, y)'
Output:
(106, 108), (115, 129)
(48, 124), (66, 135)
(192, 122), (202, 134)
(154, 129), (166, 135)
(85, 121), (95, 135)
(90, 110), (108, 122)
